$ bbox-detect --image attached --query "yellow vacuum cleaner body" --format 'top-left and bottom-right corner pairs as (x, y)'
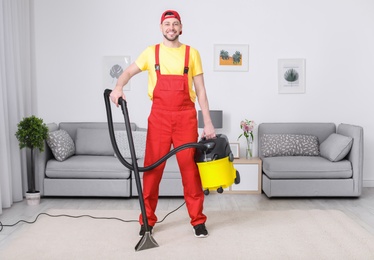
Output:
(195, 134), (240, 195)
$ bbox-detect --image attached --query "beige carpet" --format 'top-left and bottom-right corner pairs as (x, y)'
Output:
(1, 208), (374, 259)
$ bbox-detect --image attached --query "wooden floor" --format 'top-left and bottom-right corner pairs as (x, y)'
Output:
(1, 188), (374, 248)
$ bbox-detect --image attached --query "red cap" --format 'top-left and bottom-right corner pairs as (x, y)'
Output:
(160, 10), (181, 24)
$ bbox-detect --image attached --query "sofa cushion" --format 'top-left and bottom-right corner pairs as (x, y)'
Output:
(75, 128), (113, 156)
(46, 155), (131, 179)
(114, 131), (147, 158)
(261, 134), (320, 157)
(262, 156), (352, 179)
(320, 133), (353, 162)
(46, 129), (75, 162)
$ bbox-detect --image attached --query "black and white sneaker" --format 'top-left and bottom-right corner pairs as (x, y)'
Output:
(193, 223), (209, 238)
(139, 225), (153, 237)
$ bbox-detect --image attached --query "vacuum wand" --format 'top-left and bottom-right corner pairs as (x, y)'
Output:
(104, 89), (157, 251)
(117, 97), (155, 251)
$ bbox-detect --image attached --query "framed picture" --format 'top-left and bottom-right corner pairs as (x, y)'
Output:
(278, 59), (306, 94)
(229, 143), (240, 159)
(103, 56), (131, 91)
(214, 44), (249, 71)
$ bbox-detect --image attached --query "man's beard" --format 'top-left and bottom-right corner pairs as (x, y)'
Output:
(163, 33), (179, 42)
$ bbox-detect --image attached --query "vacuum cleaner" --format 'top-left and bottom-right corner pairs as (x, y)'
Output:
(195, 135), (240, 195)
(103, 89), (240, 251)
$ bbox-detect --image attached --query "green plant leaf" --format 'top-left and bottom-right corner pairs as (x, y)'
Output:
(15, 115), (48, 151)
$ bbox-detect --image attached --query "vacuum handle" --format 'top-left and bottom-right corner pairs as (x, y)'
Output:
(104, 89), (127, 109)
(200, 134), (220, 142)
(118, 97), (127, 116)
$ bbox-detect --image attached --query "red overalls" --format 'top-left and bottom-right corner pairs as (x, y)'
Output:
(139, 44), (207, 227)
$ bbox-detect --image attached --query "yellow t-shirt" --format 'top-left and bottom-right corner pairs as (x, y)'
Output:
(135, 43), (203, 102)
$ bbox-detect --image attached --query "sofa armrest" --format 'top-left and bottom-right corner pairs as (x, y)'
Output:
(133, 124), (147, 132)
(337, 123), (364, 196)
(35, 123), (58, 195)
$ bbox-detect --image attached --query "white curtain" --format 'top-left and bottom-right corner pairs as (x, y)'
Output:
(0, 0), (35, 213)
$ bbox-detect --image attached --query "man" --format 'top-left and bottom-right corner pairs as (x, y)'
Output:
(110, 10), (215, 238)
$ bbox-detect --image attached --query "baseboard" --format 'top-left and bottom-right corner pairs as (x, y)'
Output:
(363, 180), (374, 187)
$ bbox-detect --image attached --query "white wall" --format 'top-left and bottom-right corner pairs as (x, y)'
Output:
(33, 0), (374, 186)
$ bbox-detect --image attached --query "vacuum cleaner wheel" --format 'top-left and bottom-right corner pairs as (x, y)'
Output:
(234, 170), (241, 185)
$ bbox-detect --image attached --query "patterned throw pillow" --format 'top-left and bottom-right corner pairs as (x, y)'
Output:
(46, 130), (75, 161)
(261, 134), (320, 157)
(114, 131), (147, 159)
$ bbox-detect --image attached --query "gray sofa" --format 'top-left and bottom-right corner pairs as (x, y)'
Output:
(35, 122), (184, 197)
(258, 123), (364, 197)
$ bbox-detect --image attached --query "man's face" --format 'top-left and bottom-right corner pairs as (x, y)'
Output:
(160, 18), (182, 42)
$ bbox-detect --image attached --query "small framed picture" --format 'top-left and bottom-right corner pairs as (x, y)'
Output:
(214, 44), (249, 71)
(278, 59), (306, 94)
(229, 143), (240, 159)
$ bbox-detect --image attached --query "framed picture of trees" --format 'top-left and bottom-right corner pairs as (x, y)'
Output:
(214, 44), (249, 71)
(278, 59), (306, 94)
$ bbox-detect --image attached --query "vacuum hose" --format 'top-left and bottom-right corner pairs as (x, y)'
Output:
(103, 89), (208, 172)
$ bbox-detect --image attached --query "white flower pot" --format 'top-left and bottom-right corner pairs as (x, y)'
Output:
(26, 192), (41, 206)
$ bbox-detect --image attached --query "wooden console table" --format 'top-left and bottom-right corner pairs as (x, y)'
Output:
(228, 157), (262, 194)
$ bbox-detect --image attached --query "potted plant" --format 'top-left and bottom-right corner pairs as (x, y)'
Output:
(15, 115), (48, 205)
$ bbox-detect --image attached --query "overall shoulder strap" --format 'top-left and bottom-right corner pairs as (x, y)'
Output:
(184, 45), (190, 74)
(154, 44), (160, 72)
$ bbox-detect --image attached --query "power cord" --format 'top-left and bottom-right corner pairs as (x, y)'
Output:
(0, 201), (186, 232)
